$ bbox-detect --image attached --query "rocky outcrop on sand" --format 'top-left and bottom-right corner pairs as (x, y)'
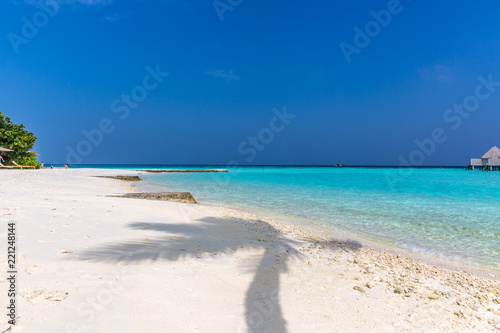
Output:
(136, 169), (228, 173)
(110, 192), (197, 204)
(97, 175), (141, 181)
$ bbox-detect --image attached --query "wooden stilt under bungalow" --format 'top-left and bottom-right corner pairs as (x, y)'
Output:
(468, 146), (500, 171)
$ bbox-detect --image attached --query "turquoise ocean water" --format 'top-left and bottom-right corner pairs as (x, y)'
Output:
(79, 165), (500, 266)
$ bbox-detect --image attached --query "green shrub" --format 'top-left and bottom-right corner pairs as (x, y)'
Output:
(0, 111), (39, 168)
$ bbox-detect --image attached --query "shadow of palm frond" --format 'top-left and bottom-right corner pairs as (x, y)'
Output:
(78, 216), (361, 333)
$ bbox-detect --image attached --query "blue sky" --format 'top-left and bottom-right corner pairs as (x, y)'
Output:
(1, 0), (499, 166)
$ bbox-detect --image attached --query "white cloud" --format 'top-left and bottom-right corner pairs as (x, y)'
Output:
(104, 10), (133, 22)
(14, 0), (112, 6)
(418, 64), (453, 82)
(162, 0), (212, 10)
(69, 0), (111, 4)
(205, 69), (240, 81)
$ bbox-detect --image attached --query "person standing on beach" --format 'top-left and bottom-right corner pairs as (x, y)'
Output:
(0, 155), (4, 163)
(41, 161), (44, 169)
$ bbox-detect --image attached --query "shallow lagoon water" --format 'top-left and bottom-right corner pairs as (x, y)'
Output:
(136, 167), (500, 266)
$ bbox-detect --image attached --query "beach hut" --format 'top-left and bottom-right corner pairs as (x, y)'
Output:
(0, 147), (13, 167)
(469, 146), (500, 171)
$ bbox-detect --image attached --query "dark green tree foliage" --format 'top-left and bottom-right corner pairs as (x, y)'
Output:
(0, 112), (39, 168)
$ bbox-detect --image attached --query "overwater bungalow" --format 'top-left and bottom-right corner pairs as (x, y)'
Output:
(469, 146), (500, 171)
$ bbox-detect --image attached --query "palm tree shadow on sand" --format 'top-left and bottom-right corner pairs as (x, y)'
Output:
(78, 216), (361, 332)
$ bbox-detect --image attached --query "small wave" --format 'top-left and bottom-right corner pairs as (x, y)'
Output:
(395, 242), (478, 266)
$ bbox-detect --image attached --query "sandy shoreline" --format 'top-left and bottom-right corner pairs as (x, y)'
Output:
(135, 171), (500, 280)
(1, 169), (500, 332)
(202, 200), (500, 281)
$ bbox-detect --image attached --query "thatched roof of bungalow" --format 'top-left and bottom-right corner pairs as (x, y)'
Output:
(481, 146), (500, 159)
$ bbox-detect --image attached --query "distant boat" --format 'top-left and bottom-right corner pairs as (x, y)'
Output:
(333, 164), (344, 167)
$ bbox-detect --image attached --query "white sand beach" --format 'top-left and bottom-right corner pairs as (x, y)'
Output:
(1, 169), (500, 332)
